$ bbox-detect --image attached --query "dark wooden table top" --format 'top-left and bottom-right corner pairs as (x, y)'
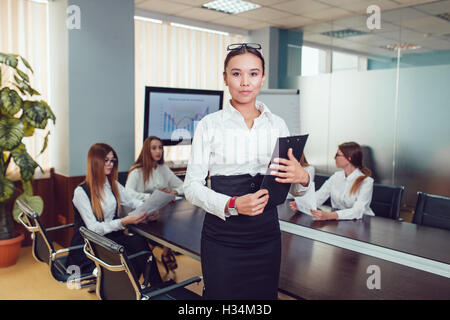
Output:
(131, 199), (202, 258)
(131, 199), (450, 299)
(278, 201), (450, 264)
(280, 232), (450, 300)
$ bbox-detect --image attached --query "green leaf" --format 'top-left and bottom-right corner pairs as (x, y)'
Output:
(11, 143), (38, 181)
(23, 120), (35, 137)
(0, 117), (24, 150)
(39, 131), (50, 155)
(16, 68), (30, 83)
(22, 180), (33, 196)
(0, 176), (15, 202)
(13, 193), (44, 222)
(0, 53), (18, 68)
(22, 100), (55, 129)
(20, 56), (33, 74)
(13, 83), (26, 96)
(0, 87), (23, 116)
(13, 75), (40, 97)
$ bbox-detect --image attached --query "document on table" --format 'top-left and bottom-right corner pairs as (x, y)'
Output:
(294, 182), (317, 216)
(128, 189), (175, 216)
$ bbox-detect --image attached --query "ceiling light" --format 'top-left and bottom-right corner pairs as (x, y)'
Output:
(170, 23), (229, 36)
(202, 0), (260, 15)
(321, 29), (368, 38)
(380, 43), (422, 51)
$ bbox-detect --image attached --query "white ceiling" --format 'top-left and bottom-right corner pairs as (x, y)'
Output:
(135, 0), (450, 58)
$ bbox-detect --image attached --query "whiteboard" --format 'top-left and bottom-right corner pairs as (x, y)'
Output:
(257, 89), (300, 135)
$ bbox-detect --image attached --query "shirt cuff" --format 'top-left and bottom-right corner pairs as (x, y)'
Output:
(114, 218), (125, 230)
(215, 195), (231, 221)
(290, 174), (312, 196)
(335, 209), (359, 220)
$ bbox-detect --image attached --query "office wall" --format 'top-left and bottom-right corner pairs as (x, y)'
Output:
(396, 64), (450, 205)
(67, 0), (135, 176)
(297, 64), (450, 206)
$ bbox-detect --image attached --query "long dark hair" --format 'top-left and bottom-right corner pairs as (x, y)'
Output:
(129, 136), (164, 184)
(85, 143), (120, 221)
(223, 45), (265, 75)
(338, 142), (371, 195)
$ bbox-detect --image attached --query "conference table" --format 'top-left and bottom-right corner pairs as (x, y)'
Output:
(130, 199), (450, 300)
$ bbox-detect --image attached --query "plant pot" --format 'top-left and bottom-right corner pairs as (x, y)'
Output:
(0, 232), (25, 268)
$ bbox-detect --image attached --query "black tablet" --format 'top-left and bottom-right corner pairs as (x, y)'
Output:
(260, 134), (309, 207)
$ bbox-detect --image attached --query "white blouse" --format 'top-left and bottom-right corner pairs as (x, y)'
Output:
(184, 100), (311, 220)
(315, 168), (375, 220)
(125, 164), (184, 201)
(290, 165), (316, 213)
(72, 180), (143, 236)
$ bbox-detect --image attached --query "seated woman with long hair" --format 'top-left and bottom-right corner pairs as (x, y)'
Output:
(291, 142), (374, 220)
(66, 143), (162, 284)
(125, 136), (183, 272)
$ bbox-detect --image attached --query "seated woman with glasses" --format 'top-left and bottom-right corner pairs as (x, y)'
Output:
(125, 136), (183, 273)
(290, 142), (375, 220)
(66, 143), (162, 285)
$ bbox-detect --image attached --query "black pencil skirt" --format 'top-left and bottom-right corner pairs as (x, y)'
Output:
(201, 174), (281, 300)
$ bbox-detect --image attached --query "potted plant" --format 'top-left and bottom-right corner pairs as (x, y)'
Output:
(0, 52), (55, 267)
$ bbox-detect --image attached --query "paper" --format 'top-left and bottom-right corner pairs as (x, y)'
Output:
(294, 182), (317, 216)
(128, 189), (175, 216)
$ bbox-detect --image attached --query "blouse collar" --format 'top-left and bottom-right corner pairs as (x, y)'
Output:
(223, 100), (273, 122)
(346, 168), (363, 180)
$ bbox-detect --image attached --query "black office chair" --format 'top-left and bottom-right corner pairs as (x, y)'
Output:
(118, 171), (129, 186)
(413, 192), (450, 231)
(79, 226), (202, 300)
(314, 173), (331, 207)
(370, 184), (404, 221)
(16, 199), (96, 289)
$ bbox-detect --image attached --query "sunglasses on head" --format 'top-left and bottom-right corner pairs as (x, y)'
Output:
(227, 43), (262, 51)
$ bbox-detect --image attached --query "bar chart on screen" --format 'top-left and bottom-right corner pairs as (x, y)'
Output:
(163, 107), (210, 137)
(145, 88), (222, 143)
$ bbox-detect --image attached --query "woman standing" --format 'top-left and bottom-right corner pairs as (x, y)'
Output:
(66, 143), (161, 284)
(125, 136), (183, 272)
(183, 43), (310, 300)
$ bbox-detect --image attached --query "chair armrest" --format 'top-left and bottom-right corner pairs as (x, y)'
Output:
(46, 223), (75, 232)
(127, 250), (152, 261)
(145, 276), (203, 299)
(52, 244), (85, 260)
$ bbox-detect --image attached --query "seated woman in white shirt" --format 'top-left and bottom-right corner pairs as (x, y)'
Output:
(290, 142), (375, 220)
(125, 136), (183, 273)
(66, 143), (162, 284)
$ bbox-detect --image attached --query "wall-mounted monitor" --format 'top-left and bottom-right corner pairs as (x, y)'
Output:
(143, 86), (224, 146)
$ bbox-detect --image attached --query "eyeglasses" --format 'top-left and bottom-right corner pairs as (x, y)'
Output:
(227, 43), (262, 51)
(335, 153), (345, 159)
(104, 158), (117, 165)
